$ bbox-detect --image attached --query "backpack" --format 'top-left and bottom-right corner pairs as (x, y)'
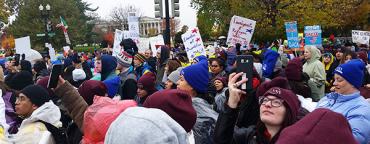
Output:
(38, 120), (69, 144)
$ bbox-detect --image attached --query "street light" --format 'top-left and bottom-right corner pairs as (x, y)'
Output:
(39, 4), (51, 55)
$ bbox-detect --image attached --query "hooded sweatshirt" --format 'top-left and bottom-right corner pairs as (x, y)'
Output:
(321, 53), (335, 82)
(9, 101), (62, 144)
(303, 46), (326, 101)
(91, 55), (120, 97)
(262, 49), (280, 79)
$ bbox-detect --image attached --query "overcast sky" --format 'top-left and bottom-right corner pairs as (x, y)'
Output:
(83, 0), (198, 28)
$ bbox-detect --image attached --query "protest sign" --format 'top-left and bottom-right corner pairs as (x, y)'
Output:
(304, 25), (322, 47)
(352, 30), (370, 45)
(149, 35), (165, 57)
(181, 27), (206, 60)
(285, 21), (299, 48)
(226, 15), (256, 49)
(113, 29), (124, 56)
(128, 16), (140, 36)
(15, 36), (31, 55)
(137, 38), (150, 52)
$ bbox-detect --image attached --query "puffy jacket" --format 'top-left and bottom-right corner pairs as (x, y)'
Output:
(317, 92), (370, 144)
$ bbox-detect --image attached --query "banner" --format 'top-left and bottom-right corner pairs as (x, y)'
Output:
(15, 36), (31, 55)
(304, 25), (322, 47)
(352, 30), (370, 45)
(113, 29), (124, 56)
(226, 15), (256, 48)
(285, 21), (299, 49)
(137, 38), (150, 53)
(181, 27), (206, 60)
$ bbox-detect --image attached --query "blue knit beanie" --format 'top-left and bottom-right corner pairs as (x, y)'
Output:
(334, 59), (365, 89)
(182, 58), (209, 93)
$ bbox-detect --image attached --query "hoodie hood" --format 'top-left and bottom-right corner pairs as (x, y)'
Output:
(321, 53), (334, 70)
(101, 55), (117, 81)
(305, 45), (321, 63)
(20, 101), (62, 128)
(262, 49), (280, 78)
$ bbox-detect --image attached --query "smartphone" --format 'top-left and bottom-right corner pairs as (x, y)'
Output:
(47, 64), (64, 89)
(14, 54), (20, 66)
(236, 55), (254, 90)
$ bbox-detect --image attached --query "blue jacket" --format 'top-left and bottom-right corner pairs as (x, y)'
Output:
(103, 75), (121, 98)
(262, 49), (279, 78)
(317, 92), (370, 144)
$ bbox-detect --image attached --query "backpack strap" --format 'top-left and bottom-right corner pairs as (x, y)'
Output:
(38, 120), (69, 144)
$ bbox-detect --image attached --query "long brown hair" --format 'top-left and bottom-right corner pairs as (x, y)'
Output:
(256, 102), (295, 143)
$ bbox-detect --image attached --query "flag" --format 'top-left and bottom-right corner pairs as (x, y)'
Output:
(56, 16), (68, 33)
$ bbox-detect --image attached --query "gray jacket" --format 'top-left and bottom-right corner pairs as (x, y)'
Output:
(192, 97), (219, 144)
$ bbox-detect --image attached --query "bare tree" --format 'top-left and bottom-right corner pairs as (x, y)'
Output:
(110, 5), (143, 30)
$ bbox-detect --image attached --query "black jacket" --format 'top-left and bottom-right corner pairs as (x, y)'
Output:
(214, 104), (258, 144)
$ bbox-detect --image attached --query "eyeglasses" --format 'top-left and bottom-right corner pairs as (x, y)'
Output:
(258, 96), (284, 107)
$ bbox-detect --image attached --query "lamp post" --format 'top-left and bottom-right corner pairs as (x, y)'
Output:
(39, 4), (51, 54)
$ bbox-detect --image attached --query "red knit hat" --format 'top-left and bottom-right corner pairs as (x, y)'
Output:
(78, 80), (108, 105)
(137, 72), (157, 93)
(285, 58), (303, 81)
(143, 89), (196, 132)
(263, 87), (300, 122)
(276, 108), (358, 144)
(256, 76), (290, 97)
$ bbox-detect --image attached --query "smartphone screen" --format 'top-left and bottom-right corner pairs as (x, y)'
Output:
(47, 64), (64, 89)
(236, 55), (254, 90)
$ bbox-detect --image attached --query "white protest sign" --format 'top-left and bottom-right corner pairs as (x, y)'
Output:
(137, 38), (151, 53)
(226, 16), (256, 48)
(149, 35), (165, 57)
(352, 30), (370, 45)
(181, 27), (206, 60)
(128, 16), (140, 36)
(46, 43), (56, 61)
(15, 36), (31, 55)
(113, 29), (124, 56)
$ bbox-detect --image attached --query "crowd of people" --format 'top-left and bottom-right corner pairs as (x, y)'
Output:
(0, 37), (368, 144)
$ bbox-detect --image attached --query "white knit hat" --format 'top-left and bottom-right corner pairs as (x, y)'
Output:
(72, 68), (86, 82)
(115, 50), (133, 67)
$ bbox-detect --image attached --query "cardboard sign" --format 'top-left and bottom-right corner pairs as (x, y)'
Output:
(352, 30), (370, 45)
(149, 35), (165, 57)
(113, 29), (124, 56)
(127, 16), (140, 36)
(304, 25), (322, 47)
(285, 21), (299, 48)
(15, 36), (31, 55)
(181, 27), (206, 60)
(226, 15), (256, 48)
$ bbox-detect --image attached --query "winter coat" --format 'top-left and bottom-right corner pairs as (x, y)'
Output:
(317, 92), (370, 144)
(54, 81), (88, 132)
(156, 59), (168, 85)
(214, 104), (258, 144)
(262, 49), (280, 79)
(192, 97), (218, 144)
(118, 66), (137, 100)
(214, 87), (228, 113)
(8, 101), (62, 144)
(103, 74), (121, 97)
(303, 48), (326, 101)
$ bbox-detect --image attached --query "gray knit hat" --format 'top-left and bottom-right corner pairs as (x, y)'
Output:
(167, 67), (183, 83)
(104, 107), (189, 144)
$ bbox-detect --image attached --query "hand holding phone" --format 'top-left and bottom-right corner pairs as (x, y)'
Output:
(47, 64), (64, 89)
(236, 55), (254, 90)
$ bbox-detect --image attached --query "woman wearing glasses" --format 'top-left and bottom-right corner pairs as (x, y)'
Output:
(214, 72), (300, 144)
